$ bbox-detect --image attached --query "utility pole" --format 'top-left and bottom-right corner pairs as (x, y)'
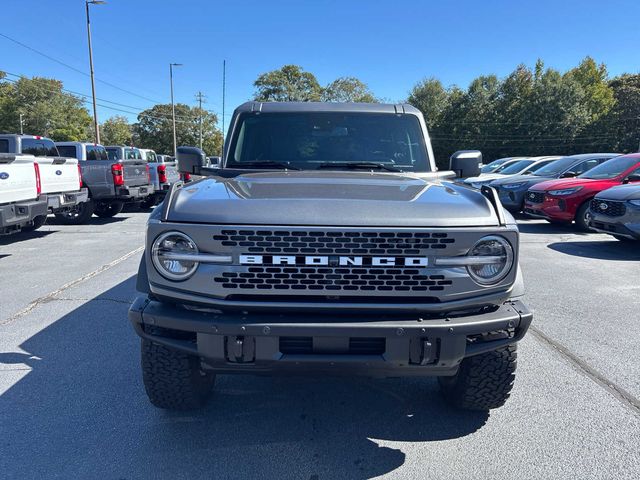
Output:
(19, 113), (24, 135)
(85, 0), (105, 145)
(222, 60), (226, 152)
(195, 91), (206, 150)
(169, 63), (183, 157)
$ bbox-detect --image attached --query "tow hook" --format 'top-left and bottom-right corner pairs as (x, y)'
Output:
(225, 335), (256, 363)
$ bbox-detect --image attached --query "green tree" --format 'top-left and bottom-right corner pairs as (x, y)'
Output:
(407, 78), (448, 128)
(254, 65), (323, 102)
(322, 77), (376, 102)
(594, 74), (640, 153)
(101, 115), (133, 145)
(133, 104), (223, 156)
(0, 74), (91, 140)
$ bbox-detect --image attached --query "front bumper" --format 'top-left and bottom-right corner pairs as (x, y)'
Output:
(524, 196), (575, 222)
(116, 184), (154, 201)
(129, 296), (532, 377)
(589, 211), (640, 240)
(46, 188), (89, 212)
(496, 188), (526, 211)
(0, 196), (48, 234)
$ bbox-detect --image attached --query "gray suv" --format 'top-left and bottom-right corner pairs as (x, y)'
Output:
(129, 102), (532, 412)
(589, 183), (640, 241)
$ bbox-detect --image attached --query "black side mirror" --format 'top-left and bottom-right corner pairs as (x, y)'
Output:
(450, 150), (482, 179)
(177, 146), (206, 175)
(624, 173), (640, 184)
(561, 170), (577, 178)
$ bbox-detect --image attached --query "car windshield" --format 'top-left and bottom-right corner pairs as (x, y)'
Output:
(526, 159), (556, 173)
(579, 156), (640, 180)
(226, 112), (430, 172)
(531, 157), (575, 176)
(497, 160), (534, 175)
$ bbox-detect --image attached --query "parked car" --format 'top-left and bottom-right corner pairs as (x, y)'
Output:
(0, 153), (48, 235)
(0, 135), (88, 228)
(139, 149), (180, 207)
(465, 156), (560, 189)
(53, 142), (154, 223)
(480, 157), (517, 174)
(589, 184), (640, 241)
(490, 153), (620, 212)
(524, 154), (640, 230)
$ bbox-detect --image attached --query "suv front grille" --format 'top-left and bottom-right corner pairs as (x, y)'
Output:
(213, 230), (455, 255)
(214, 266), (453, 292)
(526, 191), (545, 204)
(279, 337), (385, 355)
(591, 199), (626, 217)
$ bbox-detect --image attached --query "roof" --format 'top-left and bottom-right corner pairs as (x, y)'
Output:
(234, 101), (422, 115)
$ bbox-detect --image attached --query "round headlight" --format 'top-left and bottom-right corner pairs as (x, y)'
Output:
(151, 231), (199, 281)
(467, 235), (514, 285)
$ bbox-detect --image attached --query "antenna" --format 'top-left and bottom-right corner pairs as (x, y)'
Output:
(195, 91), (207, 150)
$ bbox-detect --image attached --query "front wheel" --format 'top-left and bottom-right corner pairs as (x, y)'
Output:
(438, 345), (517, 411)
(141, 330), (215, 410)
(54, 199), (95, 225)
(575, 202), (593, 232)
(94, 201), (124, 218)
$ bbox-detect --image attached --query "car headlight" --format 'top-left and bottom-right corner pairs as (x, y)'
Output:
(501, 182), (527, 189)
(628, 199), (640, 207)
(151, 231), (199, 280)
(466, 236), (514, 285)
(548, 187), (582, 196)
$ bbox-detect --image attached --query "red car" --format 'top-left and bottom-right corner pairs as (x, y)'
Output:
(524, 153), (640, 230)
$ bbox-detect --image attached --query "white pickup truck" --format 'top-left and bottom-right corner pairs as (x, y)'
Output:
(0, 153), (49, 234)
(0, 135), (88, 228)
(139, 149), (180, 207)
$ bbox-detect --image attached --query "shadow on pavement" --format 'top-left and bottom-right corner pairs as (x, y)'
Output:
(45, 215), (130, 226)
(548, 240), (640, 261)
(0, 277), (488, 479)
(516, 219), (582, 235)
(0, 229), (58, 245)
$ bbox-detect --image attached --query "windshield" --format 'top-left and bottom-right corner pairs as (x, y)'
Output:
(226, 112), (430, 171)
(497, 160), (534, 175)
(531, 157), (575, 177)
(526, 159), (555, 173)
(579, 156), (639, 180)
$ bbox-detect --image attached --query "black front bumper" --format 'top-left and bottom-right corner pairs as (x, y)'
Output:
(0, 197), (48, 234)
(129, 297), (533, 377)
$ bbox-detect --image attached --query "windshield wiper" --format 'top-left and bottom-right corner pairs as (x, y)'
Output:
(316, 162), (402, 172)
(232, 161), (300, 170)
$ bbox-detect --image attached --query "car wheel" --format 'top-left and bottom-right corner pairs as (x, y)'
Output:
(54, 199), (95, 225)
(438, 345), (517, 411)
(94, 201), (124, 218)
(21, 214), (47, 232)
(575, 202), (593, 232)
(141, 327), (215, 410)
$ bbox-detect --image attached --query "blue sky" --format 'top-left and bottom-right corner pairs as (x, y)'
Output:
(2, 0), (640, 133)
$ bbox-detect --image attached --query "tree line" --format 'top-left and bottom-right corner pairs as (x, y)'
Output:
(1, 58), (639, 166)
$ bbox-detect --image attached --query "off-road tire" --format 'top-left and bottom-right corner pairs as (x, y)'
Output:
(21, 214), (47, 232)
(438, 345), (517, 411)
(54, 199), (94, 225)
(141, 331), (215, 410)
(575, 201), (592, 232)
(94, 201), (124, 218)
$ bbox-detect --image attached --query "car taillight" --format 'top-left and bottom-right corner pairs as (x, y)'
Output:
(77, 164), (83, 189)
(111, 163), (124, 186)
(146, 164), (151, 182)
(181, 172), (191, 182)
(34, 162), (42, 195)
(157, 164), (167, 184)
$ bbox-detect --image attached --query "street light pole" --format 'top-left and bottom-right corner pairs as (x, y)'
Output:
(85, 0), (105, 145)
(169, 63), (182, 157)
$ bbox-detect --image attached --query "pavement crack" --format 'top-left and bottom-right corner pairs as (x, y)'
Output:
(530, 326), (640, 416)
(0, 246), (143, 326)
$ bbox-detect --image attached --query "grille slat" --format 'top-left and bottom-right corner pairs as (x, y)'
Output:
(591, 199), (626, 217)
(526, 191), (545, 204)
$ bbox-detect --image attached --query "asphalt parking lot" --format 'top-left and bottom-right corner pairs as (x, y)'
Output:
(1, 212), (639, 480)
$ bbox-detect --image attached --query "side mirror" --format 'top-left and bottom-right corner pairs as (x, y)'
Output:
(561, 170), (577, 178)
(450, 150), (482, 179)
(177, 146), (206, 175)
(624, 173), (640, 184)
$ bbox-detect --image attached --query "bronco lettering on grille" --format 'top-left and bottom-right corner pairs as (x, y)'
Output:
(239, 255), (429, 267)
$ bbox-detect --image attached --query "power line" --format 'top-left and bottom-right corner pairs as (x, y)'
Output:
(195, 91), (206, 149)
(0, 32), (162, 104)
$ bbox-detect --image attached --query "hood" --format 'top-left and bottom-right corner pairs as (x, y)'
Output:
(167, 171), (500, 227)
(465, 173), (506, 183)
(595, 183), (640, 201)
(490, 174), (551, 186)
(530, 177), (602, 192)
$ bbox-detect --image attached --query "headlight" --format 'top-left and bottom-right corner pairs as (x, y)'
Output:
(548, 187), (582, 196)
(466, 236), (514, 285)
(629, 199), (640, 207)
(151, 231), (199, 280)
(501, 182), (527, 189)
